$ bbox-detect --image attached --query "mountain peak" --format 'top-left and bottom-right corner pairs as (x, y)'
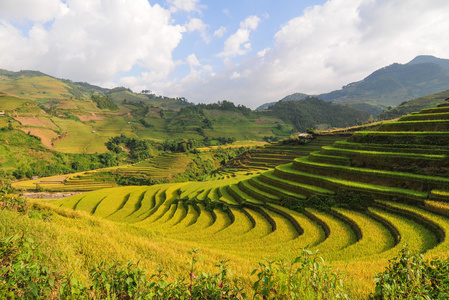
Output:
(407, 55), (449, 70)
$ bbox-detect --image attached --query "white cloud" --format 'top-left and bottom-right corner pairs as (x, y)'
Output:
(218, 15), (261, 57)
(0, 0), (68, 23)
(213, 26), (226, 38)
(257, 48), (270, 58)
(187, 54), (201, 68)
(240, 15), (260, 30)
(2, 0), (449, 110)
(158, 0), (449, 108)
(0, 0), (185, 86)
(230, 72), (240, 79)
(168, 0), (203, 13)
(186, 18), (210, 43)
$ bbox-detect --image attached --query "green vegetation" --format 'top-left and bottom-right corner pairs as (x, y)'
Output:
(90, 94), (118, 110)
(267, 97), (371, 132)
(4, 71), (449, 299)
(372, 247), (449, 299)
(318, 56), (449, 110)
(378, 89), (449, 120)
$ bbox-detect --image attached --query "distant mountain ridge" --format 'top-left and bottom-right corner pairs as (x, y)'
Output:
(255, 93), (308, 111)
(257, 55), (449, 115)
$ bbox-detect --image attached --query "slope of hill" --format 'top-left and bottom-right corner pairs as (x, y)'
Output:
(320, 58), (449, 107)
(267, 97), (371, 131)
(255, 92), (308, 111)
(0, 69), (372, 157)
(257, 55), (449, 115)
(378, 89), (449, 120)
(50, 100), (449, 297)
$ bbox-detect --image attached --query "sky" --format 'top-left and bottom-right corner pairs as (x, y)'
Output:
(1, 0), (449, 108)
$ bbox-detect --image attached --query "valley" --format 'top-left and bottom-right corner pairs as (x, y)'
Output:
(1, 67), (449, 299)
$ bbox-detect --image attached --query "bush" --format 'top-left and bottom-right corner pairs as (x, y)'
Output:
(252, 249), (348, 299)
(371, 246), (449, 299)
(334, 191), (374, 210)
(0, 234), (57, 299)
(0, 232), (350, 300)
(307, 194), (336, 211)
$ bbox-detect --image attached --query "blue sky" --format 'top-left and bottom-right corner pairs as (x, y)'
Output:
(1, 0), (449, 108)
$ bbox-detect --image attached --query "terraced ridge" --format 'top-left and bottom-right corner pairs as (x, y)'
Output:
(224, 135), (347, 171)
(55, 180), (449, 266)
(14, 153), (192, 192)
(112, 153), (192, 180)
(247, 103), (449, 206)
(13, 173), (118, 192)
(52, 102), (449, 286)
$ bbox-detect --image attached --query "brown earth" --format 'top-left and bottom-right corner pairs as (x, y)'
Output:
(19, 127), (59, 149)
(14, 117), (58, 129)
(75, 113), (105, 121)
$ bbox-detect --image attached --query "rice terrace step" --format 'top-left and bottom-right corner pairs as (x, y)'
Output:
(6, 96), (449, 298)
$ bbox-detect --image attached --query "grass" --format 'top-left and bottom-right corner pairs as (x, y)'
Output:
(238, 179), (280, 203)
(7, 98), (449, 299)
(378, 201), (449, 255)
(170, 204), (215, 236)
(260, 169), (333, 196)
(367, 207), (438, 255)
(305, 208), (357, 254)
(227, 184), (264, 205)
(320, 145), (446, 160)
(277, 163), (429, 199)
(333, 141), (449, 155)
(349, 131), (449, 145)
(323, 208), (395, 260)
(292, 157), (447, 192)
(52, 118), (109, 153)
(399, 112), (449, 121)
(378, 120), (449, 132)
(248, 176), (308, 201)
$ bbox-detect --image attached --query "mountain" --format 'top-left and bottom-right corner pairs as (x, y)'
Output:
(319, 56), (449, 107)
(0, 68), (371, 166)
(268, 97), (371, 132)
(257, 55), (449, 116)
(255, 93), (308, 111)
(407, 55), (449, 70)
(377, 89), (449, 120)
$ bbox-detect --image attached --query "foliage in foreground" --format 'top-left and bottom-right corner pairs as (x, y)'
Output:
(3, 188), (449, 299)
(371, 247), (449, 300)
(1, 230), (348, 299)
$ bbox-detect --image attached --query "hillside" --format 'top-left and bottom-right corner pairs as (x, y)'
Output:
(266, 97), (371, 131)
(378, 89), (449, 120)
(31, 100), (449, 298)
(320, 56), (449, 106)
(0, 69), (371, 162)
(255, 92), (308, 111)
(257, 55), (449, 115)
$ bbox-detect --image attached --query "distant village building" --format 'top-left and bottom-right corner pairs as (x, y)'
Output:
(298, 133), (313, 139)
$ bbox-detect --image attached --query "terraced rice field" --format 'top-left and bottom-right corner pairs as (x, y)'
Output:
(112, 153), (192, 180)
(13, 153), (193, 192)
(53, 177), (449, 285)
(52, 102), (449, 293)
(52, 118), (109, 153)
(225, 135), (347, 171)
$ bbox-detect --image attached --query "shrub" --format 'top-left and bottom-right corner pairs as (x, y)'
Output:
(307, 194), (336, 211)
(252, 249), (349, 299)
(0, 234), (57, 299)
(371, 246), (449, 299)
(334, 191), (374, 210)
